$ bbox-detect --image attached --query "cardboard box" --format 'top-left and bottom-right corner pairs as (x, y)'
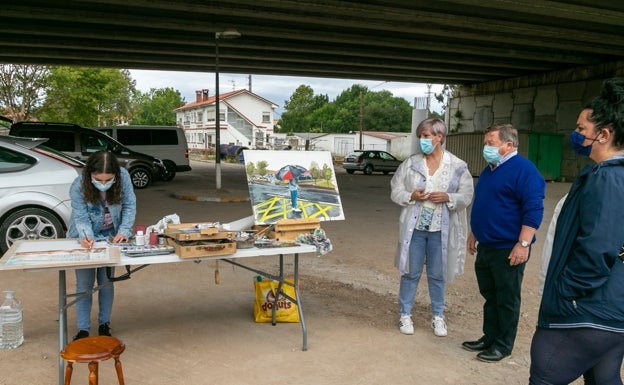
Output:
(166, 238), (236, 258)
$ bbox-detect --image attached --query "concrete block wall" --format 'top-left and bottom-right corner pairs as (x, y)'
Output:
(447, 61), (624, 180)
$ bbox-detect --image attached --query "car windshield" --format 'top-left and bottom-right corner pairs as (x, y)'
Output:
(32, 144), (85, 168)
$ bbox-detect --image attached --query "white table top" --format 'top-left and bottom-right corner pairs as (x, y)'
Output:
(118, 244), (318, 266)
(0, 238), (317, 272)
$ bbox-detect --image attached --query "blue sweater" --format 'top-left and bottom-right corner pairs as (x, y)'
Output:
(470, 154), (545, 248)
(539, 157), (624, 331)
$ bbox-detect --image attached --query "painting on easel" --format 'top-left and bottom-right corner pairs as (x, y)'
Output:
(242, 150), (345, 225)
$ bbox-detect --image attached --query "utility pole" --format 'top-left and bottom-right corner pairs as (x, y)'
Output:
(359, 81), (388, 150)
(426, 84), (432, 117)
(359, 90), (363, 150)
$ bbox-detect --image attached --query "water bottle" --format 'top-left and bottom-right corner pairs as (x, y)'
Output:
(0, 291), (24, 349)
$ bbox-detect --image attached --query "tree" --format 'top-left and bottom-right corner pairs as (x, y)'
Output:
(435, 84), (459, 115)
(132, 87), (185, 125)
(0, 64), (50, 122)
(279, 85), (328, 133)
(39, 67), (136, 126)
(325, 84), (412, 132)
(361, 89), (412, 132)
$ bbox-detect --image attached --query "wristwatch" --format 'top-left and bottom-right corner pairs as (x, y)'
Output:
(519, 240), (530, 248)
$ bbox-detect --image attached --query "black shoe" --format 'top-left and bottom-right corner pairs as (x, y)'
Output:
(73, 330), (89, 341)
(98, 322), (112, 337)
(477, 347), (509, 363)
(462, 338), (490, 352)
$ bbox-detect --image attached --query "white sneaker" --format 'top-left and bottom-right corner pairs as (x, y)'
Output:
(432, 316), (447, 337)
(399, 315), (414, 335)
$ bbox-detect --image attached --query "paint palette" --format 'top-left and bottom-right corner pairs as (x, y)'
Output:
(118, 244), (175, 257)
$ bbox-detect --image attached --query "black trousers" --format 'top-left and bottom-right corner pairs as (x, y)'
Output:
(474, 243), (526, 355)
(530, 327), (624, 385)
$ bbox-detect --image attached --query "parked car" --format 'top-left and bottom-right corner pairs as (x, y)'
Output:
(9, 121), (167, 188)
(342, 150), (402, 175)
(0, 135), (84, 253)
(97, 125), (191, 181)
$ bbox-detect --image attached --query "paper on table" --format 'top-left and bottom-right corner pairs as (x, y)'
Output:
(221, 215), (255, 231)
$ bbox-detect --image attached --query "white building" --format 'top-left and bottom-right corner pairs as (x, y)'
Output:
(283, 131), (412, 159)
(175, 89), (278, 152)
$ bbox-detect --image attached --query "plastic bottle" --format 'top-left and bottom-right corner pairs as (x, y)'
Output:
(135, 230), (145, 246)
(0, 291), (24, 349)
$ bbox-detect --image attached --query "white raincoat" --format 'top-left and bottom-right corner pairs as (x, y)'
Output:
(390, 152), (474, 282)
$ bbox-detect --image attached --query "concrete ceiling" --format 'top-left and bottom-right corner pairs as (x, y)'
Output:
(2, 1), (624, 86)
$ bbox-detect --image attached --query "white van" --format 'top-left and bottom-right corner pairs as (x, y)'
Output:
(98, 125), (191, 180)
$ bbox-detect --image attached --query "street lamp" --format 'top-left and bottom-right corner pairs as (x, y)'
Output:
(214, 29), (241, 189)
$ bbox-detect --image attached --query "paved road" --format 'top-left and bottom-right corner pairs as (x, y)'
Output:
(0, 159), (573, 385)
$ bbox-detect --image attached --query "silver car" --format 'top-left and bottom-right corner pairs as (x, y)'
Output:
(342, 150), (402, 175)
(0, 136), (83, 253)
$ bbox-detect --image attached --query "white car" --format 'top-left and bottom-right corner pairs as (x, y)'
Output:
(0, 136), (84, 254)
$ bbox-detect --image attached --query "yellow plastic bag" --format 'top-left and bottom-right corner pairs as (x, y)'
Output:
(253, 277), (300, 323)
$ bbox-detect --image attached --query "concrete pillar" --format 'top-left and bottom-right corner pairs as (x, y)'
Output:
(411, 97), (428, 155)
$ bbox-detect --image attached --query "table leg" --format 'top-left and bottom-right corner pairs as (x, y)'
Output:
(58, 270), (67, 385)
(293, 253), (307, 351)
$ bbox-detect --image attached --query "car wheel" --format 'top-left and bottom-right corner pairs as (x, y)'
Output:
(161, 160), (176, 181)
(0, 208), (65, 254)
(364, 164), (374, 175)
(346, 169), (355, 174)
(129, 167), (152, 189)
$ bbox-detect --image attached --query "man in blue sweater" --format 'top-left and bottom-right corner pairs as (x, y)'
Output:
(462, 123), (545, 362)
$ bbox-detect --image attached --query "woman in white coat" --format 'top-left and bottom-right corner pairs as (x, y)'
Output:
(390, 118), (474, 336)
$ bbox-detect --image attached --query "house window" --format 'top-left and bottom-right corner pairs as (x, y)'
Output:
(197, 112), (203, 122)
(262, 111), (270, 123)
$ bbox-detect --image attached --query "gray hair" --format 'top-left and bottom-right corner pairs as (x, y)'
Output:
(416, 118), (447, 144)
(485, 123), (518, 147)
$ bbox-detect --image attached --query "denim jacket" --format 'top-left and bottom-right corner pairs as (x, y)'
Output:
(67, 167), (136, 240)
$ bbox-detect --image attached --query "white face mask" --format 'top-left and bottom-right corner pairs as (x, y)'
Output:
(91, 177), (115, 192)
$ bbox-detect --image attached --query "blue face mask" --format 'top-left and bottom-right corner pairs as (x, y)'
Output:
(482, 145), (502, 164)
(91, 177), (115, 192)
(419, 138), (435, 155)
(570, 130), (599, 157)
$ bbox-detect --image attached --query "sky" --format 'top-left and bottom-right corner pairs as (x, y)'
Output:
(129, 70), (444, 117)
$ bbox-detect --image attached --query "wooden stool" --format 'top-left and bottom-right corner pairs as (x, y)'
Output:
(60, 336), (125, 385)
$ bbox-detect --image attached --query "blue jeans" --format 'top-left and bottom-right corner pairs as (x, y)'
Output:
(530, 327), (624, 385)
(290, 187), (298, 209)
(399, 230), (444, 317)
(75, 267), (114, 331)
(75, 227), (116, 331)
